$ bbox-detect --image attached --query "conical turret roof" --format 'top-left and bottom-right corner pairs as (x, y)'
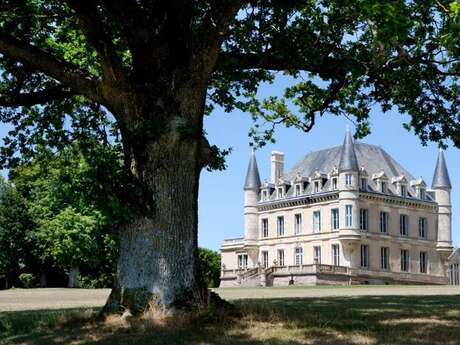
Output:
(432, 149), (451, 189)
(244, 150), (261, 190)
(338, 127), (359, 172)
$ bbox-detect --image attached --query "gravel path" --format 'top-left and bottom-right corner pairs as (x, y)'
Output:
(1, 285), (460, 312)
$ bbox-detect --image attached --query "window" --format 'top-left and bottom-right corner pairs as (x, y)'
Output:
(400, 214), (409, 237)
(261, 218), (269, 238)
(332, 178), (338, 190)
(277, 187), (284, 199)
(294, 214), (302, 235)
(295, 247), (303, 265)
(345, 174), (353, 186)
(314, 181), (320, 193)
(418, 218), (427, 239)
(360, 209), (368, 231)
(262, 190), (268, 201)
(381, 181), (387, 193)
(332, 244), (340, 266)
(419, 188), (425, 200)
(420, 251), (428, 273)
(261, 251), (269, 269)
(313, 246), (322, 264)
(238, 254), (248, 269)
(400, 249), (410, 272)
(277, 249), (285, 267)
(331, 209), (340, 231)
(345, 205), (353, 227)
(400, 185), (406, 197)
(295, 184), (301, 196)
(277, 216), (285, 237)
(360, 245), (369, 269)
(361, 178), (367, 190)
(380, 247), (389, 271)
(380, 212), (389, 233)
(313, 211), (321, 232)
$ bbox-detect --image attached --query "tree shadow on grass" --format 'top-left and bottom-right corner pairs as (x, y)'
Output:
(2, 295), (460, 345)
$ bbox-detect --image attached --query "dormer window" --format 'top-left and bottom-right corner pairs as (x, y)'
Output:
(400, 185), (406, 197)
(381, 181), (387, 193)
(314, 181), (320, 193)
(277, 187), (284, 199)
(262, 190), (268, 201)
(295, 184), (301, 196)
(345, 174), (353, 186)
(361, 178), (367, 191)
(419, 188), (425, 200)
(332, 178), (338, 190)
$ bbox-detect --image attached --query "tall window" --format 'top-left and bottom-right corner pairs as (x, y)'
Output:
(261, 218), (269, 238)
(380, 211), (389, 233)
(331, 209), (340, 231)
(313, 246), (322, 264)
(380, 247), (389, 271)
(313, 211), (321, 233)
(361, 178), (367, 190)
(345, 174), (353, 186)
(400, 214), (409, 237)
(418, 218), (427, 239)
(420, 188), (426, 200)
(277, 216), (285, 237)
(420, 251), (428, 273)
(400, 249), (410, 272)
(332, 244), (340, 266)
(360, 245), (369, 269)
(332, 178), (338, 190)
(238, 254), (248, 269)
(314, 181), (320, 193)
(294, 214), (302, 235)
(381, 181), (387, 193)
(360, 209), (368, 231)
(295, 184), (301, 196)
(400, 185), (406, 197)
(277, 249), (285, 267)
(261, 251), (269, 268)
(295, 247), (303, 265)
(277, 187), (284, 199)
(345, 205), (353, 227)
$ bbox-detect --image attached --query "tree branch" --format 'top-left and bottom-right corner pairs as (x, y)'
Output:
(0, 87), (73, 107)
(65, 0), (126, 83)
(0, 34), (103, 103)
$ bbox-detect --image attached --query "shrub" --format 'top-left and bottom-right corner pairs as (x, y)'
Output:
(18, 273), (35, 288)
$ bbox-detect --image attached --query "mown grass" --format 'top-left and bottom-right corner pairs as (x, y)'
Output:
(1, 295), (460, 345)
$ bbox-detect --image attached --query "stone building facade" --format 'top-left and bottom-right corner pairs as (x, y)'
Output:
(220, 129), (455, 287)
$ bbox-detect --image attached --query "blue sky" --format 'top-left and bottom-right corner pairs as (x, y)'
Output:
(199, 78), (460, 251)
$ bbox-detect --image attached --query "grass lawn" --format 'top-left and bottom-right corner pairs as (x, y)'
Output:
(1, 294), (460, 344)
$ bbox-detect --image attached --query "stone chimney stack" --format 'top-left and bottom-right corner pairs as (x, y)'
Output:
(271, 151), (284, 183)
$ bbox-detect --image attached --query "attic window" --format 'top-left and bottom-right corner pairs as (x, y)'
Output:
(361, 178), (367, 191)
(277, 187), (284, 199)
(295, 184), (301, 196)
(381, 181), (387, 193)
(400, 185), (406, 197)
(314, 181), (320, 193)
(332, 178), (338, 190)
(262, 190), (268, 201)
(420, 188), (425, 200)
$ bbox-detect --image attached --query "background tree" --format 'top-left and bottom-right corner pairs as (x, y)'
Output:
(0, 0), (459, 311)
(199, 248), (221, 288)
(0, 177), (32, 288)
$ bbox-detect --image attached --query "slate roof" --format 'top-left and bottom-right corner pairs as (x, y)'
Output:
(244, 151), (261, 190)
(432, 149), (451, 189)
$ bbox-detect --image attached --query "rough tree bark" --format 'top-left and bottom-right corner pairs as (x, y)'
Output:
(68, 264), (80, 288)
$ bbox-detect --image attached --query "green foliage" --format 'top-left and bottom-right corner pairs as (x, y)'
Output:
(35, 207), (100, 269)
(199, 248), (221, 288)
(18, 273), (35, 288)
(0, 177), (33, 284)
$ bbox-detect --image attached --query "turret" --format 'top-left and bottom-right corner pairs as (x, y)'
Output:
(244, 150), (261, 241)
(432, 149), (453, 254)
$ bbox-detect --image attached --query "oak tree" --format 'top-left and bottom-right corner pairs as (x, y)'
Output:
(0, 0), (459, 311)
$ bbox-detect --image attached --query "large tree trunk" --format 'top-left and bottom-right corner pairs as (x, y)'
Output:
(105, 109), (209, 313)
(68, 264), (80, 288)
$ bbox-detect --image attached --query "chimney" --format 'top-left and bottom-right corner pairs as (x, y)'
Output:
(271, 151), (284, 183)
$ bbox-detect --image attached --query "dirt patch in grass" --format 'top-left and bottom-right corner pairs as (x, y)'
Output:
(1, 295), (460, 345)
